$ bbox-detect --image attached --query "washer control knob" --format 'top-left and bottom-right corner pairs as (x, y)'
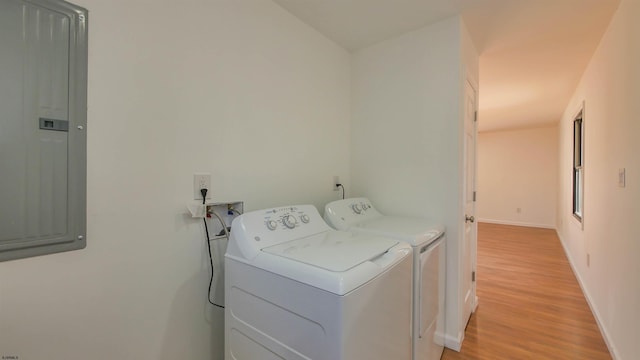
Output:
(283, 215), (298, 229)
(300, 214), (310, 223)
(352, 204), (362, 214)
(266, 220), (278, 231)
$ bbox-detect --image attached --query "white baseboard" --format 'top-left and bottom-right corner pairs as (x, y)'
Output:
(477, 218), (555, 229)
(556, 232), (620, 360)
(444, 332), (463, 352)
(444, 297), (479, 352)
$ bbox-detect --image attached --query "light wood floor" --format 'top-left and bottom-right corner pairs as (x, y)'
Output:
(441, 223), (611, 360)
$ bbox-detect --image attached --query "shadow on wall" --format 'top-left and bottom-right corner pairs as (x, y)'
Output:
(159, 262), (224, 360)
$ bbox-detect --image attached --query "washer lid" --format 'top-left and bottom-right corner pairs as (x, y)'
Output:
(262, 231), (399, 272)
(354, 217), (444, 247)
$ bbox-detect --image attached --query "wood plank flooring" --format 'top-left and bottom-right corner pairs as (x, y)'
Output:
(441, 223), (611, 360)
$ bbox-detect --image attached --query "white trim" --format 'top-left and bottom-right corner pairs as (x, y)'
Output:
(556, 232), (619, 360)
(571, 101), (585, 231)
(464, 66), (479, 96)
(477, 218), (555, 229)
(444, 296), (480, 352)
(444, 332), (463, 352)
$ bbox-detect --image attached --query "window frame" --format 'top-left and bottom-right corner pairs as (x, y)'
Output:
(572, 105), (584, 224)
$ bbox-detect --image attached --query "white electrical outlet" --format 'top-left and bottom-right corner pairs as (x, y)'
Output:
(333, 176), (340, 191)
(194, 173), (211, 200)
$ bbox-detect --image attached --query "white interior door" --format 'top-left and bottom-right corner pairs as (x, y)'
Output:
(461, 79), (477, 328)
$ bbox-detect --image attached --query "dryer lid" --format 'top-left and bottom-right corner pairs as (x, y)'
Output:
(354, 217), (444, 247)
(262, 231), (399, 272)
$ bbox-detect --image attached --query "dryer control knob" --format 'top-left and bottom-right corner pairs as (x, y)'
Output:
(300, 214), (310, 223)
(266, 220), (278, 231)
(352, 204), (362, 214)
(283, 215), (297, 229)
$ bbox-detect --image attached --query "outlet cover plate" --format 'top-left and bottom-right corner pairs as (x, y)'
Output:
(618, 168), (626, 188)
(194, 173), (212, 200)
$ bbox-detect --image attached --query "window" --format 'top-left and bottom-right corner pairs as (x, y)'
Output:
(572, 109), (584, 222)
(0, 0), (88, 261)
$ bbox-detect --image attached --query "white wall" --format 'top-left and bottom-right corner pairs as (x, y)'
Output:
(0, 1), (351, 359)
(477, 126), (558, 228)
(557, 0), (639, 358)
(351, 16), (478, 350)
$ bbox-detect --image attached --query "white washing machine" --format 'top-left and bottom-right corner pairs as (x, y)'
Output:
(324, 198), (446, 360)
(224, 205), (413, 360)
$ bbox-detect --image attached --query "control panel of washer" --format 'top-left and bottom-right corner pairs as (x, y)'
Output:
(263, 206), (312, 231)
(227, 205), (332, 260)
(350, 200), (373, 215)
(324, 197), (383, 230)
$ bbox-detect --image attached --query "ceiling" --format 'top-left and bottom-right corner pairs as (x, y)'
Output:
(272, 0), (620, 131)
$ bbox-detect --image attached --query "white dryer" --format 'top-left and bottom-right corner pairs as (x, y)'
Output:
(324, 198), (446, 360)
(224, 205), (413, 360)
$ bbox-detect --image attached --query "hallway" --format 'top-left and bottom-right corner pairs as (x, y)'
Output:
(442, 223), (611, 359)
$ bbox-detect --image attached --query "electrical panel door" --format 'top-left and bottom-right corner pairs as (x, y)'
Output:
(0, 0), (88, 261)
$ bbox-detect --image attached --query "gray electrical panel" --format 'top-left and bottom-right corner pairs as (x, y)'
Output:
(0, 0), (88, 261)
